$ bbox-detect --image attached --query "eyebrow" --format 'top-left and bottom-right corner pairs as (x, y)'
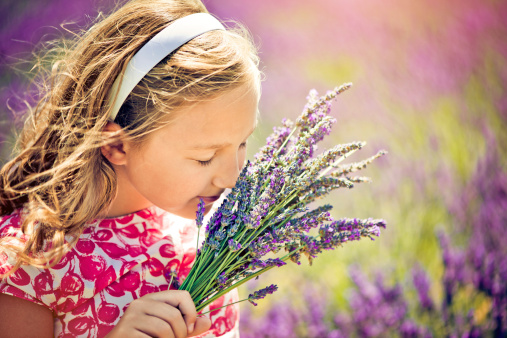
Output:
(189, 126), (257, 150)
(189, 142), (231, 150)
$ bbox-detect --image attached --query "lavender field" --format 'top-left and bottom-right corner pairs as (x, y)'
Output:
(1, 0), (506, 336)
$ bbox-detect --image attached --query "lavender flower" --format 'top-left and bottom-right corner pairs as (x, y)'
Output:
(248, 284), (278, 306)
(227, 239), (242, 252)
(412, 264), (434, 311)
(196, 198), (205, 227)
(217, 272), (228, 287)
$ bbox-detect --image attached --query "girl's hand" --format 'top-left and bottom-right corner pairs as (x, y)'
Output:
(106, 290), (211, 338)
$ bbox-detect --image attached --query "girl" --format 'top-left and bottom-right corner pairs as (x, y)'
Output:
(0, 0), (260, 337)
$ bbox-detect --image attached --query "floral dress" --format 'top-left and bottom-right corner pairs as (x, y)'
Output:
(0, 206), (239, 337)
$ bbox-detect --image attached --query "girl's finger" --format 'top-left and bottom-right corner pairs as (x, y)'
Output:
(145, 290), (197, 333)
(189, 315), (212, 337)
(133, 313), (174, 338)
(142, 301), (188, 338)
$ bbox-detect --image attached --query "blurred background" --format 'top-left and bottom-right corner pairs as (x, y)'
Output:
(1, 0), (506, 336)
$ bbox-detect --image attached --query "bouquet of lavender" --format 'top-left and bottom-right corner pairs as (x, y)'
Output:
(179, 83), (386, 312)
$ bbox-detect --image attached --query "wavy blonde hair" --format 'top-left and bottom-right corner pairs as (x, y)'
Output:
(0, 0), (260, 276)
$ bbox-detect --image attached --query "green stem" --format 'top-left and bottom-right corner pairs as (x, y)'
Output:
(195, 246), (303, 312)
(198, 299), (247, 316)
(196, 227), (200, 259)
(181, 245), (213, 292)
(193, 255), (234, 301)
(270, 127), (298, 165)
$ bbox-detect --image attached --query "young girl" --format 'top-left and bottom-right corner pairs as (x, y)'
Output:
(0, 0), (260, 337)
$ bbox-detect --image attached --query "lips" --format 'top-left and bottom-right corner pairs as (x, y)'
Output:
(197, 195), (221, 205)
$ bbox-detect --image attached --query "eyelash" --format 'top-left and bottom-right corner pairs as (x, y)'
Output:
(197, 142), (247, 167)
(197, 159), (213, 167)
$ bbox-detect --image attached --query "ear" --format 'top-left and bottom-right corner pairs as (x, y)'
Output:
(101, 122), (129, 165)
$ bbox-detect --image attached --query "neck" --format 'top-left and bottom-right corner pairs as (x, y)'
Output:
(104, 166), (154, 218)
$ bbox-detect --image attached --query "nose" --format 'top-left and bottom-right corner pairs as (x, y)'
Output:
(213, 152), (243, 189)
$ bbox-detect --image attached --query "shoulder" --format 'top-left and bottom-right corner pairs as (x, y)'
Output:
(0, 292), (54, 337)
(0, 209), (54, 336)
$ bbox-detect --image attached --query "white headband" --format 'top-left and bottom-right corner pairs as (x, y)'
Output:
(107, 13), (226, 121)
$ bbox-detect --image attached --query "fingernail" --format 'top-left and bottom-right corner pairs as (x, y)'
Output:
(188, 323), (195, 333)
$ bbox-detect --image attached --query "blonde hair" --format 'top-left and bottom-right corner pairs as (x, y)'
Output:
(0, 0), (260, 276)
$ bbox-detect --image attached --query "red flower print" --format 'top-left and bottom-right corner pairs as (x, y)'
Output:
(116, 213), (135, 224)
(139, 280), (160, 297)
(120, 271), (140, 292)
(120, 260), (138, 275)
(118, 224), (141, 238)
(140, 228), (163, 247)
(0, 208), (240, 336)
(98, 219), (117, 229)
(96, 242), (128, 259)
(97, 302), (120, 324)
(93, 229), (113, 241)
(71, 301), (91, 316)
(52, 252), (75, 270)
(145, 257), (164, 277)
(75, 239), (95, 254)
(33, 272), (54, 296)
(208, 296), (225, 317)
(159, 242), (177, 258)
(95, 266), (116, 293)
(105, 281), (125, 297)
(79, 255), (106, 281)
(10, 268), (30, 286)
(59, 297), (77, 313)
(224, 304), (238, 332)
(210, 317), (228, 336)
(1, 284), (28, 299)
(165, 259), (180, 275)
(179, 248), (196, 277)
(68, 316), (94, 335)
(127, 245), (146, 257)
(136, 209), (154, 220)
(61, 271), (84, 297)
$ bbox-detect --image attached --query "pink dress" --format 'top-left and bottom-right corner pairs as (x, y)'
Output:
(0, 207), (239, 337)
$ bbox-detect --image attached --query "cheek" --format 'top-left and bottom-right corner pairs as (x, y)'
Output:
(127, 155), (190, 197)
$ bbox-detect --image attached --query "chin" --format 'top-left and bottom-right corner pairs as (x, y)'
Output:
(164, 202), (213, 221)
(204, 204), (213, 215)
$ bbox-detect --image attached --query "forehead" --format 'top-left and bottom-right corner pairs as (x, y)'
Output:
(150, 84), (259, 149)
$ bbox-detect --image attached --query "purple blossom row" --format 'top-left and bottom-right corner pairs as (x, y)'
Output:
(240, 129), (507, 337)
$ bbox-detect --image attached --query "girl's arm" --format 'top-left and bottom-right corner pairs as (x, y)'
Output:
(0, 293), (54, 338)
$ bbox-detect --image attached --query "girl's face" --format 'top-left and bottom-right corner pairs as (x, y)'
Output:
(116, 83), (259, 219)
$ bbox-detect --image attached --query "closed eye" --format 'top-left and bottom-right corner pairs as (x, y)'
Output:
(197, 158), (214, 166)
(196, 142), (247, 167)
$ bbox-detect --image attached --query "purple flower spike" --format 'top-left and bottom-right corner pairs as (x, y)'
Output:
(248, 284), (278, 306)
(196, 198), (205, 228)
(217, 272), (228, 285)
(227, 239), (242, 252)
(412, 265), (434, 311)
